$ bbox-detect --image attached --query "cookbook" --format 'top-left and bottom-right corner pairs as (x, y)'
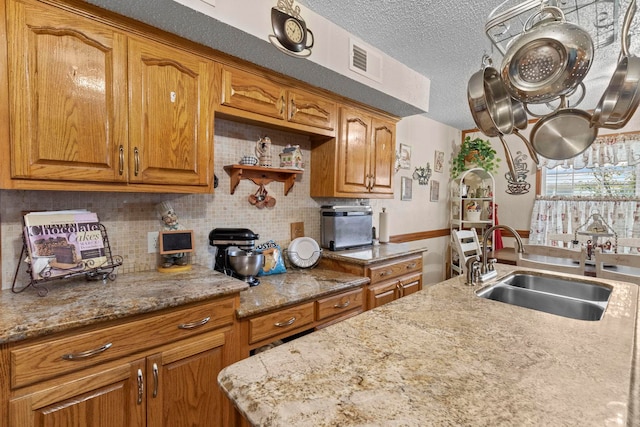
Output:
(23, 210), (107, 281)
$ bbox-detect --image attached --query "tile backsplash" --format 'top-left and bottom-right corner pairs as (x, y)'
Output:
(1, 118), (354, 290)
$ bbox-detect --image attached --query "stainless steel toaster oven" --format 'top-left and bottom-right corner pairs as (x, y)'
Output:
(320, 205), (373, 251)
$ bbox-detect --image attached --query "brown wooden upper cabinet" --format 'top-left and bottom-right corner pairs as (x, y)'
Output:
(310, 106), (396, 198)
(4, 0), (214, 193)
(217, 65), (336, 135)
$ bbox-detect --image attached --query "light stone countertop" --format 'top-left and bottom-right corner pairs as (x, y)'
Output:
(238, 269), (370, 318)
(219, 264), (640, 427)
(320, 240), (429, 265)
(0, 265), (248, 344)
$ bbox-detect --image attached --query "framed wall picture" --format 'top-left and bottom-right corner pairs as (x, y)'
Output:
(401, 176), (412, 201)
(399, 143), (411, 169)
(430, 180), (440, 202)
(434, 150), (445, 173)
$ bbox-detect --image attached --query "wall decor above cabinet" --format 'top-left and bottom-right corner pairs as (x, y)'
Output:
(0, 0), (214, 193)
(269, 0), (314, 58)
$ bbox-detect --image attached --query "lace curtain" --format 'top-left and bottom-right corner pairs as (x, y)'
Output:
(539, 132), (640, 169)
(529, 196), (640, 245)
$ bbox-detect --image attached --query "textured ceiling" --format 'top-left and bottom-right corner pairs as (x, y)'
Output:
(297, 0), (639, 130)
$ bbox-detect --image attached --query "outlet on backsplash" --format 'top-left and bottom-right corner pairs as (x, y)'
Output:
(148, 231), (159, 253)
(290, 222), (305, 240)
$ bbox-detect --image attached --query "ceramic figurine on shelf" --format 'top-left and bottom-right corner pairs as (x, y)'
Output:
(256, 136), (273, 167)
(279, 144), (304, 169)
(156, 201), (189, 269)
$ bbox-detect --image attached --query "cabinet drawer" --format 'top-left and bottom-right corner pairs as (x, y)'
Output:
(248, 302), (314, 344)
(400, 273), (423, 297)
(287, 89), (336, 131)
(10, 297), (235, 389)
(367, 255), (422, 285)
(315, 288), (363, 321)
(219, 66), (286, 120)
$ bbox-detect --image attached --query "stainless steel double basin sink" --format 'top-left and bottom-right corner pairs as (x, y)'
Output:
(476, 272), (612, 321)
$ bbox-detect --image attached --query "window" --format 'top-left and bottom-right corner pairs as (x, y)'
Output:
(540, 133), (640, 198)
(543, 164), (640, 197)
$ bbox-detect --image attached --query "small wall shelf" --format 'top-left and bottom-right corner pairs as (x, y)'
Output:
(223, 165), (303, 196)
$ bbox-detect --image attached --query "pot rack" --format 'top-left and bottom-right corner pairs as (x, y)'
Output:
(485, 0), (621, 55)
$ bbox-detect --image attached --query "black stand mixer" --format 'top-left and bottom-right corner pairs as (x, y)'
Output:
(209, 228), (262, 286)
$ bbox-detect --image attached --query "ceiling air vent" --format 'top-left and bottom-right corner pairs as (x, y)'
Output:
(349, 39), (382, 83)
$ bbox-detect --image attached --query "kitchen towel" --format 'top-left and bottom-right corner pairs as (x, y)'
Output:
(379, 208), (390, 243)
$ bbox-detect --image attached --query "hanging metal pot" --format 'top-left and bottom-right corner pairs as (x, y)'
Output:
(529, 96), (597, 160)
(590, 0), (640, 130)
(500, 6), (594, 104)
(467, 57), (518, 178)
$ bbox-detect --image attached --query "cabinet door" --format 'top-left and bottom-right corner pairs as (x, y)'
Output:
(128, 37), (214, 187)
(287, 89), (336, 131)
(10, 359), (145, 427)
(8, 0), (128, 182)
(147, 332), (226, 427)
(336, 107), (371, 194)
(219, 66), (286, 120)
(369, 118), (395, 195)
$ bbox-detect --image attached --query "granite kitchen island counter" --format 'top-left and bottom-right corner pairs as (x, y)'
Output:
(219, 264), (640, 426)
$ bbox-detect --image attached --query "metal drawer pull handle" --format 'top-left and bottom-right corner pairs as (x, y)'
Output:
(152, 363), (159, 398)
(118, 145), (124, 175)
(333, 300), (351, 309)
(178, 316), (211, 329)
(379, 270), (392, 277)
(275, 317), (296, 327)
(406, 263), (417, 269)
(62, 342), (113, 360)
(137, 369), (144, 404)
(134, 147), (140, 176)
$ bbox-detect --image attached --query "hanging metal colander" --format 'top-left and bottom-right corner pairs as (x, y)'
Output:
(500, 6), (594, 104)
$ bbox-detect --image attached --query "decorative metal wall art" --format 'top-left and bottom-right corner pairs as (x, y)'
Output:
(412, 163), (432, 185)
(505, 151), (531, 195)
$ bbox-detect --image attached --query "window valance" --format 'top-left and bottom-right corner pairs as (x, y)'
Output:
(539, 133), (640, 169)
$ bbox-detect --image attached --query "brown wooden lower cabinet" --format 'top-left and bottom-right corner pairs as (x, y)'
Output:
(2, 295), (240, 427)
(238, 286), (364, 358)
(367, 272), (422, 309)
(319, 253), (424, 310)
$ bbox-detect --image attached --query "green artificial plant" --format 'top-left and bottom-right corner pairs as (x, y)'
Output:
(451, 136), (501, 178)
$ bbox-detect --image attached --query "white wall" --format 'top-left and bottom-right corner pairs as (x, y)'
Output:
(370, 114), (460, 284)
(169, 0), (430, 113)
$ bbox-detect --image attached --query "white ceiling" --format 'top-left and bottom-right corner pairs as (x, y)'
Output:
(297, 0), (639, 130)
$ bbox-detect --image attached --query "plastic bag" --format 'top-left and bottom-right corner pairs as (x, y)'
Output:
(255, 240), (287, 275)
